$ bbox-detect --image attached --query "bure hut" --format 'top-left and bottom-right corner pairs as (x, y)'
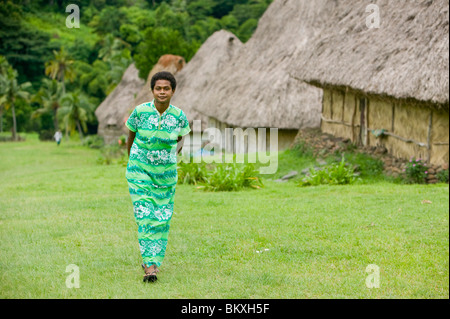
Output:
(95, 63), (144, 144)
(293, 0), (449, 166)
(188, 0), (325, 153)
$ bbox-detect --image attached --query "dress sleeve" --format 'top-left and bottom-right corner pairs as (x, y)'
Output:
(178, 111), (191, 137)
(126, 108), (139, 132)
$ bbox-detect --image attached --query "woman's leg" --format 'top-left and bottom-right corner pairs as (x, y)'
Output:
(137, 219), (171, 268)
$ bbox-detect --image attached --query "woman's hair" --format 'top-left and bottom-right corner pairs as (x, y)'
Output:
(150, 71), (177, 91)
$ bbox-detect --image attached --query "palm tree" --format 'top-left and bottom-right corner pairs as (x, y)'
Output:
(59, 92), (93, 138)
(32, 78), (64, 131)
(0, 77), (7, 133)
(0, 55), (11, 133)
(98, 34), (124, 62)
(45, 47), (75, 94)
(0, 66), (31, 141)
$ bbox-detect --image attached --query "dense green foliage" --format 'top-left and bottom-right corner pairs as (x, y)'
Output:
(178, 161), (263, 191)
(404, 157), (428, 184)
(0, 0), (272, 137)
(297, 158), (360, 187)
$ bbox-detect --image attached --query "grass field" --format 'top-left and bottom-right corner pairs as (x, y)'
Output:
(0, 134), (448, 298)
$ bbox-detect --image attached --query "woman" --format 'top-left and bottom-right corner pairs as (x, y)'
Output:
(125, 71), (191, 283)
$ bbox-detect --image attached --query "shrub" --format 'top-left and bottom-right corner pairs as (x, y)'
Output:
(118, 135), (127, 147)
(198, 163), (264, 192)
(38, 130), (54, 141)
(291, 140), (313, 157)
(403, 157), (428, 184)
(177, 162), (209, 185)
(437, 169), (449, 184)
(83, 135), (105, 149)
(96, 144), (125, 165)
(297, 157), (360, 187)
(340, 152), (384, 178)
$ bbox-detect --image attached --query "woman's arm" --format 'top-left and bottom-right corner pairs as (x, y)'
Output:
(127, 130), (136, 157)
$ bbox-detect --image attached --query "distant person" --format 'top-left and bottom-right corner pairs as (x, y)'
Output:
(126, 71), (191, 283)
(54, 130), (62, 146)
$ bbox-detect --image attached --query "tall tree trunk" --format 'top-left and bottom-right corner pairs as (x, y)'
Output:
(0, 108), (3, 133)
(76, 120), (83, 138)
(61, 74), (65, 95)
(11, 102), (17, 141)
(53, 108), (59, 131)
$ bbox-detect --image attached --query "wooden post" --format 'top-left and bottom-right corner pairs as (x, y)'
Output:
(342, 88), (346, 123)
(391, 102), (395, 133)
(330, 90), (334, 120)
(426, 110), (433, 164)
(351, 95), (357, 142)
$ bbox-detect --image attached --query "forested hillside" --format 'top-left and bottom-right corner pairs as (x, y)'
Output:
(0, 0), (272, 137)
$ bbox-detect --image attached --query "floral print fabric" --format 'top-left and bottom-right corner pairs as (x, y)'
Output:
(125, 100), (191, 267)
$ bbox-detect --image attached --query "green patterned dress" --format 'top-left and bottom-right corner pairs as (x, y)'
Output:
(125, 100), (191, 268)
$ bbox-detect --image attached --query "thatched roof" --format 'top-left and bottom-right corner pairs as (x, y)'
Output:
(190, 0), (324, 129)
(293, 0), (449, 107)
(171, 30), (243, 129)
(95, 63), (144, 134)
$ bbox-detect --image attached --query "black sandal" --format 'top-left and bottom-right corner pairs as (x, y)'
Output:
(142, 264), (159, 283)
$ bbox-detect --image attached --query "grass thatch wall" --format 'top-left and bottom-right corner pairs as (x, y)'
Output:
(95, 63), (145, 144)
(192, 0), (323, 130)
(206, 117), (294, 153)
(171, 30), (243, 131)
(320, 88), (449, 166)
(294, 0), (449, 106)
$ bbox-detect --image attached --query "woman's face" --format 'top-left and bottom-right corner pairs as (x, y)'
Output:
(152, 79), (174, 104)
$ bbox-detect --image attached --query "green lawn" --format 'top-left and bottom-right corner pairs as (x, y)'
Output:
(0, 134), (448, 298)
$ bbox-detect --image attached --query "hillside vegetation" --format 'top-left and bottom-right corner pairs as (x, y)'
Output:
(0, 0), (272, 137)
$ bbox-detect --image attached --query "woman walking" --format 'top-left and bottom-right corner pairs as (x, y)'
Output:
(126, 71), (191, 283)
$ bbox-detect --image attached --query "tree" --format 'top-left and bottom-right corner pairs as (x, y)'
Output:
(0, 1), (59, 86)
(59, 91), (94, 138)
(134, 27), (197, 79)
(32, 78), (64, 131)
(98, 34), (132, 63)
(0, 55), (9, 133)
(0, 65), (31, 140)
(88, 5), (129, 37)
(230, 0), (270, 24)
(186, 0), (215, 21)
(45, 47), (76, 95)
(236, 18), (258, 42)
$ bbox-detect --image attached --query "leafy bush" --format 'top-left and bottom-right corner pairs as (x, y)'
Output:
(118, 135), (127, 147)
(437, 169), (449, 184)
(177, 161), (209, 185)
(83, 135), (104, 149)
(291, 140), (313, 157)
(297, 158), (360, 187)
(38, 129), (54, 141)
(96, 144), (125, 165)
(340, 152), (384, 178)
(197, 163), (264, 192)
(403, 157), (428, 184)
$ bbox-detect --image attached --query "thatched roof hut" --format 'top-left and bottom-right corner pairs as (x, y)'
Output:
(293, 0), (449, 107)
(191, 0), (324, 131)
(95, 63), (144, 144)
(292, 0), (449, 167)
(171, 30), (243, 131)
